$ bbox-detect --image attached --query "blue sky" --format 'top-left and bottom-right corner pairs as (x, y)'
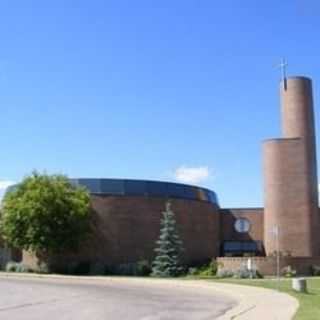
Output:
(0, 0), (320, 207)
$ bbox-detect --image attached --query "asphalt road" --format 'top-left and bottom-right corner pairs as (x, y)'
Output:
(0, 277), (236, 320)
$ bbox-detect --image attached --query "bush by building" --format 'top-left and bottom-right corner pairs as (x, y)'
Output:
(311, 265), (320, 276)
(0, 172), (90, 269)
(188, 260), (218, 277)
(281, 265), (297, 278)
(5, 261), (33, 273)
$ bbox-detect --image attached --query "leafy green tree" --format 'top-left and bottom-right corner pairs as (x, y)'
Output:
(0, 172), (90, 256)
(152, 201), (184, 277)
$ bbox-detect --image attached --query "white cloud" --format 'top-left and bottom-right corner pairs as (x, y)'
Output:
(174, 166), (210, 185)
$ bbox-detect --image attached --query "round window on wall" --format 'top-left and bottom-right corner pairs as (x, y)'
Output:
(234, 218), (251, 233)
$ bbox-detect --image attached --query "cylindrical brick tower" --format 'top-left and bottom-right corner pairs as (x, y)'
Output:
(263, 76), (320, 257)
(281, 77), (318, 210)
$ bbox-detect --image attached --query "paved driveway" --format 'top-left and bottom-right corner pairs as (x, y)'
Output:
(0, 277), (236, 320)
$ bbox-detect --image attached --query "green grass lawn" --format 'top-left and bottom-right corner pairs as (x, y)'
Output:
(212, 277), (320, 320)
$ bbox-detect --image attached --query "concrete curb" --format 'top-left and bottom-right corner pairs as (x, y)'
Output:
(211, 282), (299, 320)
(0, 273), (299, 319)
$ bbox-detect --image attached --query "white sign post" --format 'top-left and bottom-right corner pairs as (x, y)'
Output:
(247, 258), (252, 271)
(247, 257), (253, 278)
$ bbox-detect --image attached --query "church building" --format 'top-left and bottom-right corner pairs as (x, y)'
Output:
(8, 76), (320, 275)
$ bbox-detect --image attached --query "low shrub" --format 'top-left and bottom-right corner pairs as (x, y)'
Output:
(50, 260), (151, 276)
(216, 269), (234, 278)
(5, 262), (17, 272)
(117, 263), (136, 276)
(188, 267), (199, 276)
(105, 263), (138, 276)
(233, 267), (263, 279)
(104, 261), (152, 276)
(281, 265), (297, 278)
(5, 262), (33, 273)
(49, 264), (69, 274)
(37, 262), (50, 274)
(187, 260), (218, 277)
(104, 265), (116, 275)
(136, 260), (152, 276)
(68, 261), (91, 275)
(216, 266), (263, 279)
(233, 268), (251, 279)
(311, 265), (320, 276)
(200, 260), (218, 276)
(89, 262), (105, 275)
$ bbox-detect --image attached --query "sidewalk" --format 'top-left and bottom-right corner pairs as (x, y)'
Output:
(0, 272), (299, 319)
(210, 281), (298, 320)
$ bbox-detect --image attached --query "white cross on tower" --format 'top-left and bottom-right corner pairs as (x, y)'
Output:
(278, 58), (288, 81)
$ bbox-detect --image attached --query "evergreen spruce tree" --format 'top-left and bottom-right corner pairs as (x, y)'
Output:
(151, 201), (184, 277)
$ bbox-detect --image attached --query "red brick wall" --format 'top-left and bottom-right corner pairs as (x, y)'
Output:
(220, 208), (264, 242)
(263, 138), (318, 256)
(90, 195), (220, 264)
(217, 256), (320, 276)
(23, 195), (220, 269)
